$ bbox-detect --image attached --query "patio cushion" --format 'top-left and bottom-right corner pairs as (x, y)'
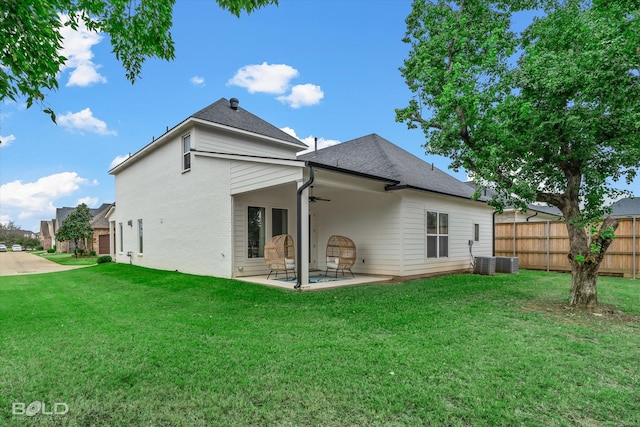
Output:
(285, 258), (295, 268)
(326, 257), (339, 268)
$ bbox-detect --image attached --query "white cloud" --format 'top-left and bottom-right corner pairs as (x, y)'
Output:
(228, 62), (299, 94)
(281, 127), (340, 154)
(277, 84), (324, 108)
(0, 172), (88, 229)
(109, 154), (130, 169)
(77, 196), (99, 207)
(1, 134), (16, 148)
(58, 108), (117, 135)
(191, 76), (205, 86)
(59, 15), (106, 87)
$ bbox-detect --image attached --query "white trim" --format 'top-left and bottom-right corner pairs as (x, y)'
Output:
(109, 116), (305, 175)
(194, 150), (304, 168)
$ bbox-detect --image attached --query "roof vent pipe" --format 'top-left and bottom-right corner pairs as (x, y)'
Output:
(314, 137), (318, 152)
(230, 98), (239, 110)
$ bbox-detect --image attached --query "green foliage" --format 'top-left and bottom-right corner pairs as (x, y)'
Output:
(0, 0), (277, 121)
(97, 255), (112, 263)
(397, 0), (640, 223)
(55, 203), (94, 256)
(398, 0), (638, 306)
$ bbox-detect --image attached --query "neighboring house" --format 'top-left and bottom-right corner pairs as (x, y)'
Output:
(609, 197), (640, 218)
(90, 203), (114, 255)
(54, 207), (76, 252)
(462, 181), (563, 223)
(39, 220), (54, 250)
(496, 204), (563, 223)
(107, 97), (494, 286)
(54, 203), (114, 253)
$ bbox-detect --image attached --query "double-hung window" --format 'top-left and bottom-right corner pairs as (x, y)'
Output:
(182, 135), (191, 171)
(426, 211), (449, 258)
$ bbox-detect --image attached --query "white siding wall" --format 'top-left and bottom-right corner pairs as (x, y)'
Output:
(196, 125), (298, 158)
(233, 184), (297, 277)
(230, 161), (302, 195)
(313, 189), (404, 276)
(113, 129), (234, 277)
(311, 188), (493, 278)
(401, 191), (494, 276)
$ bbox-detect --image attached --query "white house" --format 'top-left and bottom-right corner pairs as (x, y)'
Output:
(108, 98), (494, 287)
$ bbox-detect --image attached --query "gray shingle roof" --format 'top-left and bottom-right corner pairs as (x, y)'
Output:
(462, 181), (563, 217)
(191, 98), (307, 148)
(610, 197), (640, 217)
(90, 203), (114, 228)
(299, 133), (481, 200)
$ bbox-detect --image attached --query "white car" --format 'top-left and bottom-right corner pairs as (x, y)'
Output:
(0, 244), (6, 252)
(12, 244), (22, 252)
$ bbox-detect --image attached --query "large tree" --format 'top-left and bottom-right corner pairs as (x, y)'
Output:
(396, 0), (640, 308)
(55, 203), (94, 257)
(0, 0), (277, 121)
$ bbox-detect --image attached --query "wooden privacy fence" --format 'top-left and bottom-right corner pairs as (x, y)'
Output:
(495, 219), (639, 279)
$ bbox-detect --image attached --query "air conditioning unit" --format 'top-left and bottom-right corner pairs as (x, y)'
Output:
(495, 257), (519, 274)
(474, 257), (496, 275)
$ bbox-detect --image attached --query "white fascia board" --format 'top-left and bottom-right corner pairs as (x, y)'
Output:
(193, 150), (305, 168)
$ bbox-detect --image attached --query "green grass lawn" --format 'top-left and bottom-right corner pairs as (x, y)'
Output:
(1, 266), (638, 426)
(37, 252), (99, 266)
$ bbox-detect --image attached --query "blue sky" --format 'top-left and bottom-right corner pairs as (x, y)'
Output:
(1, 0), (638, 232)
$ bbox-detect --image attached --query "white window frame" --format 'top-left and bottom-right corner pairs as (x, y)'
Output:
(426, 210), (449, 259)
(182, 134), (191, 172)
(246, 205), (290, 260)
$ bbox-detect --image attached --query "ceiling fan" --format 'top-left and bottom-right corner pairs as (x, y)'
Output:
(309, 186), (331, 202)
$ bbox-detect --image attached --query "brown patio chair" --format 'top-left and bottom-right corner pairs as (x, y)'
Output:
(264, 234), (296, 280)
(325, 235), (356, 277)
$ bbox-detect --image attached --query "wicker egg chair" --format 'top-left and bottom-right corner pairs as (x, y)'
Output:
(325, 235), (356, 277)
(264, 234), (296, 279)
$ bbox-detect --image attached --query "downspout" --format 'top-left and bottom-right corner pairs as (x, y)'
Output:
(525, 211), (539, 222)
(492, 212), (497, 256)
(295, 166), (314, 289)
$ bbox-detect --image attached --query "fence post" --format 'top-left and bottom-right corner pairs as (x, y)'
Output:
(634, 216), (637, 280)
(546, 220), (550, 272)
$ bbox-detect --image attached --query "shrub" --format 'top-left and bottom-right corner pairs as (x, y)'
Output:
(97, 255), (112, 264)
(47, 248), (56, 253)
(89, 251), (96, 257)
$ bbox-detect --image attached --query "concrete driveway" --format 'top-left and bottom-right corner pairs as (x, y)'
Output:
(0, 252), (90, 276)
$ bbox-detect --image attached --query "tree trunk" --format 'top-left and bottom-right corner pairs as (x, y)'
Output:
(565, 216), (618, 309)
(569, 262), (599, 308)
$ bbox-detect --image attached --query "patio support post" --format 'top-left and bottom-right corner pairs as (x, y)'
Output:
(295, 166), (314, 289)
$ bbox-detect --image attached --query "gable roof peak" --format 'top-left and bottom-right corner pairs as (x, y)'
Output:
(190, 98), (306, 147)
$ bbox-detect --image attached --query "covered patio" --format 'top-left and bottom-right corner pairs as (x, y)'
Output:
(238, 271), (393, 291)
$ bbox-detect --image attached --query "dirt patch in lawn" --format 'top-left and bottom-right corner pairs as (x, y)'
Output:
(522, 301), (640, 325)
